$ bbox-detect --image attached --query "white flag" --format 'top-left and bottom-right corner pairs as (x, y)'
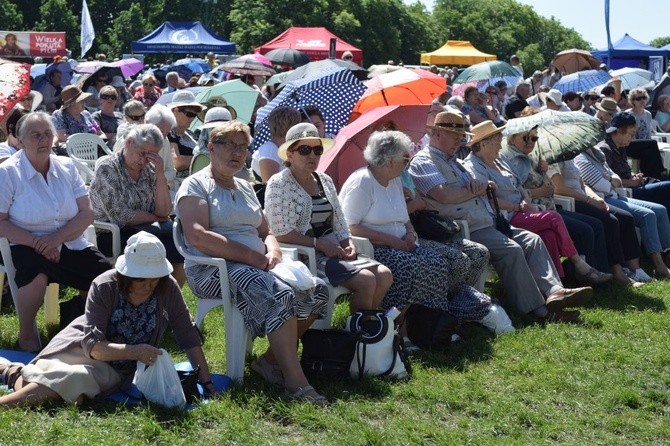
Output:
(80, 0), (95, 58)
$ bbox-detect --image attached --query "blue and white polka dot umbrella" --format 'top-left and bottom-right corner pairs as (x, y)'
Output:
(253, 66), (366, 150)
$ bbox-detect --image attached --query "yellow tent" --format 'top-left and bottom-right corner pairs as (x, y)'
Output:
(420, 40), (496, 66)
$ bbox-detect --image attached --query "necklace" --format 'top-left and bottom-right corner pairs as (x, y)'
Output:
(210, 169), (238, 201)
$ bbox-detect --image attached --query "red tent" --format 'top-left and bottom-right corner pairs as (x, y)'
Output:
(255, 27), (363, 65)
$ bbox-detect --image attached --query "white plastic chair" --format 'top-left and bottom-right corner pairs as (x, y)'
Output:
(651, 119), (670, 143)
(173, 218), (296, 384)
(66, 133), (110, 182)
(92, 220), (122, 263)
(553, 195), (575, 212)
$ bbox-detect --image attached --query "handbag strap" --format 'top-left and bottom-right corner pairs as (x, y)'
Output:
(486, 185), (503, 215)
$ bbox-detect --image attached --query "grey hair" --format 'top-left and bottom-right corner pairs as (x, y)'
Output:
(364, 130), (411, 167)
(123, 100), (145, 116)
(125, 123), (164, 149)
(16, 111), (56, 140)
(446, 96), (464, 109)
(145, 104), (176, 128)
(515, 81), (531, 93)
(166, 71), (179, 81)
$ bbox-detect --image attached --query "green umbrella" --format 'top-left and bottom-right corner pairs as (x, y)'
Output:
(453, 60), (520, 84)
(193, 79), (260, 125)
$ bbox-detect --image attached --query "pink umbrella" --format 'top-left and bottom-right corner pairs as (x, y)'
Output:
(73, 58), (144, 78)
(318, 104), (430, 190)
(248, 52), (273, 67)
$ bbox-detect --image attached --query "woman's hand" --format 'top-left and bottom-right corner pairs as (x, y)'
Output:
(132, 344), (162, 366)
(538, 159), (549, 173)
(402, 232), (417, 252)
(315, 238), (345, 258)
(342, 243), (357, 260)
(145, 151), (165, 175)
(589, 195), (609, 211)
(265, 249), (282, 270)
(534, 182), (554, 198)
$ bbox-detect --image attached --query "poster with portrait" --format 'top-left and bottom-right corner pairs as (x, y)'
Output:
(0, 31), (66, 58)
(649, 56), (663, 83)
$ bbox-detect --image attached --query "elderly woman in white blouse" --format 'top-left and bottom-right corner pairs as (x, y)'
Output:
(0, 112), (111, 352)
(265, 123), (393, 314)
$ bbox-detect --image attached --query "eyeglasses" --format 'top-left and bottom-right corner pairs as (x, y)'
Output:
(522, 134), (539, 143)
(180, 110), (198, 118)
(291, 144), (324, 156)
(126, 113), (145, 121)
(28, 130), (54, 141)
(212, 140), (248, 152)
(100, 94), (117, 100)
(633, 96), (647, 102)
(143, 83), (154, 87)
(586, 95), (599, 101)
(96, 79), (108, 83)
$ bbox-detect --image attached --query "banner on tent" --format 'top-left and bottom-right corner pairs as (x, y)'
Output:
(649, 56), (663, 83)
(0, 31), (67, 58)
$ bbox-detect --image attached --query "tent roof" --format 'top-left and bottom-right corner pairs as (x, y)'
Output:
(420, 40), (496, 66)
(592, 33), (669, 59)
(255, 27), (363, 65)
(131, 21), (235, 54)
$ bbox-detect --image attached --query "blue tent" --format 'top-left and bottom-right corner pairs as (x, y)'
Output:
(591, 34), (668, 70)
(131, 21), (235, 54)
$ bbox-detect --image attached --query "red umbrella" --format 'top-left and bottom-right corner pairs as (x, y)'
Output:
(318, 104), (430, 190)
(352, 68), (446, 119)
(0, 58), (30, 121)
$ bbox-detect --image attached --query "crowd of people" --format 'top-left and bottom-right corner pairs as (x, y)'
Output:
(1, 52), (669, 408)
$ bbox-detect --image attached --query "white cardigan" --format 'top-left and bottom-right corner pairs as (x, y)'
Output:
(265, 168), (351, 242)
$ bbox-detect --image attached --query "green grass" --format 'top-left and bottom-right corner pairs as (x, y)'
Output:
(1, 279), (670, 445)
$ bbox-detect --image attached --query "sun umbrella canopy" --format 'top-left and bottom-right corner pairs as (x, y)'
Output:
(193, 79), (259, 124)
(264, 48), (310, 67)
(0, 58), (30, 121)
(552, 69), (612, 94)
(254, 66), (366, 150)
(609, 67), (655, 91)
(367, 64), (403, 79)
(74, 57), (144, 78)
(502, 110), (605, 164)
(156, 86), (208, 105)
(218, 55), (276, 76)
(352, 68), (446, 117)
(318, 104), (430, 189)
(551, 49), (601, 75)
(278, 59), (366, 89)
(453, 61), (519, 84)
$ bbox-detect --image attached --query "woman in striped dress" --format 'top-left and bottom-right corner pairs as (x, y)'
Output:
(176, 121), (328, 405)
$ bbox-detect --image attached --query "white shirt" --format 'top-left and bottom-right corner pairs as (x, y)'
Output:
(0, 142), (17, 160)
(339, 167), (408, 239)
(0, 151), (92, 250)
(251, 140), (284, 177)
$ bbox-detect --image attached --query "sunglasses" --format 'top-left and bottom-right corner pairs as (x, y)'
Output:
(522, 135), (540, 143)
(100, 94), (117, 100)
(586, 95), (599, 101)
(96, 79), (108, 83)
(291, 144), (324, 156)
(180, 110), (198, 118)
(633, 96), (647, 101)
(143, 83), (154, 87)
(126, 114), (145, 121)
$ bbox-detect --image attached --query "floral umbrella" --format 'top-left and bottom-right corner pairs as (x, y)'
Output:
(501, 109), (605, 164)
(0, 58), (30, 121)
(218, 54), (276, 76)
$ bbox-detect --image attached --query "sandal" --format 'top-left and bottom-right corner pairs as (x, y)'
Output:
(285, 385), (328, 406)
(250, 355), (284, 387)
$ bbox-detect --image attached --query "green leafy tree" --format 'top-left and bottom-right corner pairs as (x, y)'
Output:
(0, 0), (23, 31)
(101, 2), (150, 59)
(650, 36), (670, 48)
(34, 0), (78, 57)
(397, 2), (440, 65)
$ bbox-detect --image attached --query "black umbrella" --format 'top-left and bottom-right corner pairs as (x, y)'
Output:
(264, 48), (310, 67)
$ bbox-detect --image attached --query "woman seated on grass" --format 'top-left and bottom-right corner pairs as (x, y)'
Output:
(0, 232), (218, 407)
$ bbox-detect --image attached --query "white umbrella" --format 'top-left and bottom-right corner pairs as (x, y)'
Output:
(609, 67), (655, 91)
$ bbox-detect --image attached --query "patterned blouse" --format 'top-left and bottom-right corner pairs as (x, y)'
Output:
(52, 109), (102, 137)
(89, 150), (156, 227)
(265, 168), (350, 242)
(107, 293), (157, 370)
(133, 87), (162, 108)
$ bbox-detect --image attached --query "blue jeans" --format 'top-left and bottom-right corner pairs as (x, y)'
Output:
(605, 196), (670, 254)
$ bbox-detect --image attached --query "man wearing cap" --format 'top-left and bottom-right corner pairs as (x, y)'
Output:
(408, 111), (592, 323)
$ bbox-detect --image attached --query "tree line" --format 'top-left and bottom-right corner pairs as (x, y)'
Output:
(3, 0), (645, 74)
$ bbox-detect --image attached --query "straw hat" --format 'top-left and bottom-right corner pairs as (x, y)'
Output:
(426, 111), (473, 135)
(467, 120), (506, 147)
(168, 90), (205, 111)
(114, 231), (173, 278)
(277, 122), (335, 161)
(60, 85), (91, 108)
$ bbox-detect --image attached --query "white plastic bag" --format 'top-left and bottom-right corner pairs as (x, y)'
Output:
(480, 304), (515, 335)
(270, 260), (316, 290)
(133, 348), (186, 409)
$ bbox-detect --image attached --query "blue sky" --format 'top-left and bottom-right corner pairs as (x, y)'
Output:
(409, 0), (670, 49)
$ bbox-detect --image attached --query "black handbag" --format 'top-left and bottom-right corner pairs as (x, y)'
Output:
(177, 366), (200, 404)
(300, 329), (358, 379)
(404, 304), (460, 352)
(486, 185), (514, 238)
(410, 210), (461, 242)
